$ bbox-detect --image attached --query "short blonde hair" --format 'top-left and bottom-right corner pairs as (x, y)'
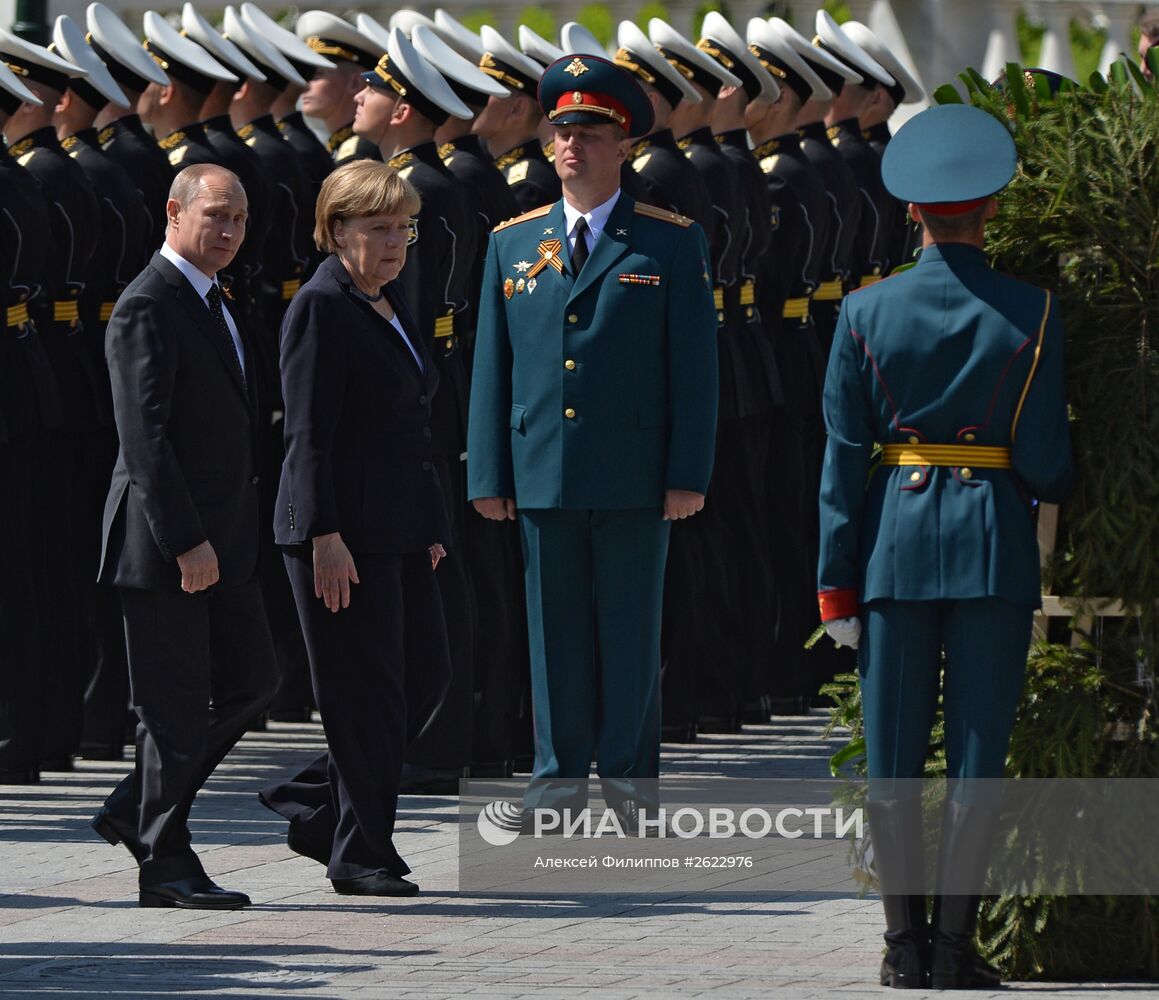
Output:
(313, 160), (422, 253)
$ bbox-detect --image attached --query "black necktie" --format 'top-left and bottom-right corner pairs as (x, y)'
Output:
(206, 283), (246, 388)
(571, 216), (590, 275)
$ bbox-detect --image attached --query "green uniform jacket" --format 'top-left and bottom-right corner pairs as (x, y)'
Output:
(467, 193), (718, 509)
(817, 242), (1074, 619)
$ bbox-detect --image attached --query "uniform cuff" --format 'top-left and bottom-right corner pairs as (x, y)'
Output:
(818, 588), (858, 623)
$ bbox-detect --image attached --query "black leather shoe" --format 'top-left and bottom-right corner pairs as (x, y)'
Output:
(39, 757), (74, 772)
(661, 722), (697, 743)
(930, 936), (1001, 989)
(77, 742), (124, 761)
(286, 823), (330, 866)
(268, 707), (314, 723)
(0, 768), (39, 785)
(697, 714), (741, 734)
(91, 807), (147, 863)
(139, 877), (250, 909)
(611, 801), (663, 838)
(331, 872), (419, 897)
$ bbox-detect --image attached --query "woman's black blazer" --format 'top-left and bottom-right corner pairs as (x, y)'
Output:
(274, 253), (449, 554)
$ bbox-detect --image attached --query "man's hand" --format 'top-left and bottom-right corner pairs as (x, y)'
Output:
(473, 497), (516, 521)
(430, 542), (446, 570)
(662, 490), (705, 521)
(313, 532), (360, 612)
(176, 540), (219, 594)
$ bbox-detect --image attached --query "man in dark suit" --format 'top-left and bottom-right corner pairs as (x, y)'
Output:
(91, 163), (278, 909)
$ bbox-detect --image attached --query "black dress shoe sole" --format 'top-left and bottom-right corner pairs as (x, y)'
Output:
(139, 890), (250, 909)
(0, 769), (40, 785)
(331, 877), (419, 897)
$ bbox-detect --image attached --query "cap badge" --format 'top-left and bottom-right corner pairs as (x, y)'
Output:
(572, 91), (583, 104)
(564, 57), (589, 77)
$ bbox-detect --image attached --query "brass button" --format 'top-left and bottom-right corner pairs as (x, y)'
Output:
(960, 467), (972, 480)
(908, 435), (919, 445)
(964, 432), (976, 442)
(564, 407), (576, 419)
(567, 313), (579, 324)
(564, 359), (576, 371)
(909, 471), (921, 482)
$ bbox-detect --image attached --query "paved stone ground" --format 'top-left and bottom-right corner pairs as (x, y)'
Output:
(0, 714), (1154, 999)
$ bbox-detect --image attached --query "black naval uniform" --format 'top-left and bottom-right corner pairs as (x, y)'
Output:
(328, 123), (380, 167)
(864, 120), (918, 274)
(385, 143), (479, 782)
(439, 135), (530, 772)
(753, 132), (832, 711)
(9, 128), (103, 768)
(0, 154), (60, 782)
(827, 118), (895, 287)
(625, 129), (713, 243)
(97, 116), (172, 250)
(495, 141), (560, 214)
(660, 126), (750, 739)
(278, 110), (333, 193)
(63, 127), (151, 760)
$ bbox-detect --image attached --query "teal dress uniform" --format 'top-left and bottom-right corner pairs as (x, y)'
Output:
(816, 104), (1074, 991)
(468, 191), (718, 810)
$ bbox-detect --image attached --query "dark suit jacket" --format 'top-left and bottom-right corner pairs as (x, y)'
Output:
(98, 251), (262, 591)
(274, 254), (449, 555)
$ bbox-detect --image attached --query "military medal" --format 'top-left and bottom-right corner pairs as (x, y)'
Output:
(527, 240), (564, 280)
(503, 278), (515, 299)
(514, 260), (532, 273)
(527, 278), (537, 295)
(618, 273), (661, 286)
(516, 278), (526, 294)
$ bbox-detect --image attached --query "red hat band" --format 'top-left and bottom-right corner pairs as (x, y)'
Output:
(548, 89), (631, 132)
(917, 196), (991, 216)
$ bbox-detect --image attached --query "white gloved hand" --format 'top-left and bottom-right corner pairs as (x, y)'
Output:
(825, 616), (861, 650)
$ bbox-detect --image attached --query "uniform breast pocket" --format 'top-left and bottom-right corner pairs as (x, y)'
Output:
(510, 403), (527, 434)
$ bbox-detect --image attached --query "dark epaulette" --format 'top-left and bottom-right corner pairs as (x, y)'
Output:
(492, 203), (552, 233)
(633, 203), (693, 228)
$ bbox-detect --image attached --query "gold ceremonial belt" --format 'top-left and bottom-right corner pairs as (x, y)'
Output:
(782, 296), (810, 320)
(53, 300), (80, 323)
(713, 288), (725, 310)
(739, 281), (755, 306)
(813, 279), (844, 302)
(434, 313), (454, 338)
(6, 302), (29, 327)
(282, 279), (301, 301)
(858, 275), (882, 288)
(880, 444), (1012, 469)
(99, 301), (117, 322)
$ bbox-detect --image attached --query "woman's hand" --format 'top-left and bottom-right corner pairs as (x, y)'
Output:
(313, 532), (360, 612)
(430, 543), (446, 570)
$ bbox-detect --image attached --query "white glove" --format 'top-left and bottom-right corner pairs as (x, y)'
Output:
(825, 616), (861, 650)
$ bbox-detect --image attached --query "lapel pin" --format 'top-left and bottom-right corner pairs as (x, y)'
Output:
(503, 277), (514, 299)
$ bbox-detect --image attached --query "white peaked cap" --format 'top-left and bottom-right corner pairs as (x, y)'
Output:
(768, 16), (860, 84)
(841, 20), (924, 104)
(649, 16), (741, 91)
(747, 17), (832, 102)
(52, 14), (128, 107)
(384, 25), (472, 120)
(560, 21), (604, 57)
(518, 24), (563, 67)
(413, 24), (508, 99)
(142, 10), (237, 83)
(239, 4), (332, 70)
(223, 6), (306, 88)
(616, 19), (700, 104)
(180, 3), (264, 81)
(86, 2), (170, 87)
(814, 10), (893, 86)
(698, 11), (779, 102)
(0, 58), (40, 105)
(432, 9), (486, 64)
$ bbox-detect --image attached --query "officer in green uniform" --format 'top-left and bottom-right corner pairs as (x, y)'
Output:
(468, 55), (718, 824)
(817, 105), (1073, 990)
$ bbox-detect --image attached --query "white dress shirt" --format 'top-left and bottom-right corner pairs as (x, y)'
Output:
(159, 242), (247, 377)
(386, 311), (424, 373)
(562, 189), (621, 258)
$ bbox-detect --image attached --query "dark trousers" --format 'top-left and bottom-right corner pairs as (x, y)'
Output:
(103, 580), (277, 884)
(860, 598), (1032, 790)
(262, 548), (451, 880)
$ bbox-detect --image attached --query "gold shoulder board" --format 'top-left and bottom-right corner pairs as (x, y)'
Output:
(493, 203), (553, 233)
(633, 203), (693, 228)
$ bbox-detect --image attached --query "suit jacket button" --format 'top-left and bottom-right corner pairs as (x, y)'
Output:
(564, 407), (576, 419)
(567, 313), (579, 324)
(419, 395), (428, 405)
(960, 468), (972, 480)
(251, 475), (260, 485)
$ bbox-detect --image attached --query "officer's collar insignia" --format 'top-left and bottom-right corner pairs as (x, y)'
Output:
(158, 130), (186, 150)
(629, 138), (651, 159)
(542, 227), (554, 235)
(677, 136), (692, 150)
(564, 57), (589, 78)
(237, 123), (255, 140)
(826, 123), (841, 143)
(388, 151), (414, 169)
(513, 260), (533, 273)
(437, 142), (455, 160)
(527, 239), (564, 279)
(7, 137), (34, 158)
(753, 137), (780, 158)
(98, 125), (116, 146)
(61, 135), (79, 152)
(495, 145), (525, 170)
(615, 228), (628, 237)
